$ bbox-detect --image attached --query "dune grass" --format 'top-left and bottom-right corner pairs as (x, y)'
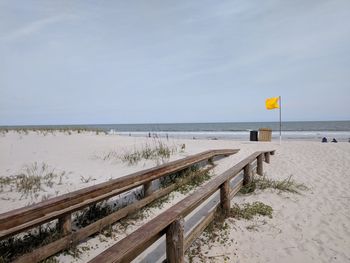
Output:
(101, 140), (184, 166)
(240, 174), (308, 195)
(230, 201), (273, 220)
(0, 162), (65, 198)
(120, 141), (177, 165)
(0, 127), (107, 136)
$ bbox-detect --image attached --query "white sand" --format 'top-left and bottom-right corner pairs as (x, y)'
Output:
(0, 131), (349, 262)
(217, 141), (350, 263)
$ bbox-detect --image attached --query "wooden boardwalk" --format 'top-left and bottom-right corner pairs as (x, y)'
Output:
(89, 150), (275, 263)
(0, 149), (238, 263)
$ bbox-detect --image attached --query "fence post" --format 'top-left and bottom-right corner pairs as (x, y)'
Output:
(264, 152), (270, 164)
(257, 154), (263, 176)
(166, 217), (184, 263)
(243, 163), (252, 185)
(143, 181), (152, 197)
(58, 213), (72, 236)
(220, 180), (230, 216)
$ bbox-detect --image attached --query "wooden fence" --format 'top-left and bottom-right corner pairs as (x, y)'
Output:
(0, 149), (238, 263)
(88, 150), (275, 263)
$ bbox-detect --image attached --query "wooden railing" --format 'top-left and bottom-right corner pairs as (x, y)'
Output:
(88, 150), (275, 263)
(0, 149), (238, 263)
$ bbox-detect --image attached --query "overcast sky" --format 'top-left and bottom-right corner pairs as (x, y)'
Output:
(1, 0), (350, 125)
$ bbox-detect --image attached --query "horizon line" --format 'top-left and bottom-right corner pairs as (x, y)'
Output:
(1, 119), (350, 127)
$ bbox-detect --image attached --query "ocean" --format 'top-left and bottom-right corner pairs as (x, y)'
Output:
(3, 121), (350, 141)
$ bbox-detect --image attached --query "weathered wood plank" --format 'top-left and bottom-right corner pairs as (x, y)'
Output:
(257, 154), (264, 176)
(220, 180), (230, 215)
(143, 181), (153, 197)
(243, 163), (252, 185)
(166, 217), (185, 263)
(58, 214), (71, 236)
(264, 152), (270, 164)
(230, 179), (244, 200)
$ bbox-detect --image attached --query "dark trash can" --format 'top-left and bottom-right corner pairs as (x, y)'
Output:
(250, 130), (258, 141)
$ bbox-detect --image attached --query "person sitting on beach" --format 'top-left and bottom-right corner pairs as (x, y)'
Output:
(331, 138), (338, 143)
(322, 137), (327, 143)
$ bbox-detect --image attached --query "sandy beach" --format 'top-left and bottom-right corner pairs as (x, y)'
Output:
(0, 131), (349, 262)
(2, 0), (350, 261)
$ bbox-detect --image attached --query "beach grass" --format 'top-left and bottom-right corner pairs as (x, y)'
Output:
(0, 162), (65, 198)
(101, 140), (184, 166)
(230, 201), (273, 220)
(120, 140), (177, 165)
(0, 127), (107, 136)
(240, 175), (308, 194)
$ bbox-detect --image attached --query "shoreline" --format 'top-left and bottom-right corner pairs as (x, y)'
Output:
(114, 130), (350, 142)
(1, 128), (350, 142)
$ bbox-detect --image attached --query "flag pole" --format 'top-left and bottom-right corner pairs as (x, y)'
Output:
(279, 96), (282, 144)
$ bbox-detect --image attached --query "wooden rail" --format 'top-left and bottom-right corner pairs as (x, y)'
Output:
(0, 149), (237, 239)
(0, 149), (238, 262)
(88, 150), (275, 263)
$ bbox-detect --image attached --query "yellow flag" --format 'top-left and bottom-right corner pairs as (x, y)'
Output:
(266, 97), (280, 110)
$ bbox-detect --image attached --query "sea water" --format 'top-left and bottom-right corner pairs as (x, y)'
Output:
(84, 121), (350, 141)
(104, 121), (350, 141)
(2, 121), (350, 141)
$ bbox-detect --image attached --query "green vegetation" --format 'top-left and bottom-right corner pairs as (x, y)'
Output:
(74, 201), (113, 228)
(0, 225), (61, 263)
(118, 166), (212, 228)
(230, 201), (273, 220)
(126, 195), (171, 222)
(0, 162), (65, 198)
(101, 140), (185, 166)
(158, 163), (213, 194)
(203, 210), (229, 244)
(159, 165), (198, 189)
(120, 140), (178, 165)
(175, 167), (212, 194)
(0, 127), (107, 136)
(240, 175), (308, 195)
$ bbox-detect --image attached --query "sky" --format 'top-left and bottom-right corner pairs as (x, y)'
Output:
(1, 0), (350, 125)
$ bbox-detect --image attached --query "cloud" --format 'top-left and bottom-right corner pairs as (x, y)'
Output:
(0, 14), (76, 42)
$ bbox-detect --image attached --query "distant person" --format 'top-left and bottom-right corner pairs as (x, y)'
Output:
(322, 137), (328, 143)
(331, 138), (338, 143)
